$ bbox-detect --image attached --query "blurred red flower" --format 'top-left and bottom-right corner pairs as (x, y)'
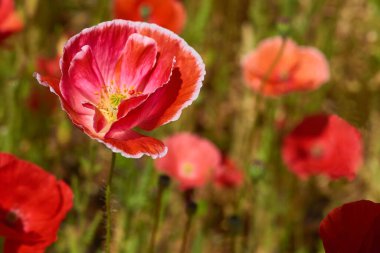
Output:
(27, 57), (61, 113)
(0, 153), (73, 253)
(242, 36), (329, 96)
(35, 20), (205, 159)
(114, 0), (186, 34)
(154, 133), (221, 190)
(282, 114), (363, 180)
(36, 56), (61, 78)
(0, 0), (23, 42)
(214, 157), (244, 188)
(320, 200), (380, 253)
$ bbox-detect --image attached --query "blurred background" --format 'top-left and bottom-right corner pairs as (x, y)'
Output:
(1, 0), (380, 252)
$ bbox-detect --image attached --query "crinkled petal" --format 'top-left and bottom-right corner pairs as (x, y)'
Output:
(65, 45), (105, 106)
(115, 33), (158, 90)
(62, 20), (137, 83)
(34, 73), (94, 133)
(102, 130), (167, 159)
(137, 22), (205, 125)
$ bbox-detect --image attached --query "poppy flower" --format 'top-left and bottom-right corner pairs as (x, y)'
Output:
(114, 0), (186, 34)
(27, 57), (61, 113)
(242, 36), (329, 96)
(154, 133), (221, 190)
(320, 200), (380, 253)
(34, 20), (205, 159)
(0, 152), (73, 253)
(0, 0), (23, 42)
(282, 114), (363, 180)
(214, 157), (244, 188)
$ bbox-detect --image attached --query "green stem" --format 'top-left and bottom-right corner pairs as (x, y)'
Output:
(180, 201), (197, 253)
(105, 152), (116, 253)
(148, 180), (165, 253)
(260, 36), (288, 90)
(180, 214), (193, 253)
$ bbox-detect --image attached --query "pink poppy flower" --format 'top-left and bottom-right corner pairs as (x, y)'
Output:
(214, 157), (244, 188)
(0, 153), (73, 253)
(114, 0), (186, 34)
(242, 36), (329, 96)
(154, 133), (221, 190)
(320, 200), (380, 253)
(0, 0), (23, 42)
(282, 114), (363, 180)
(34, 20), (205, 159)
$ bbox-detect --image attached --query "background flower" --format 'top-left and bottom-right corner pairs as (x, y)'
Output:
(0, 0), (23, 42)
(154, 133), (221, 190)
(282, 114), (363, 180)
(320, 200), (380, 253)
(214, 156), (244, 188)
(242, 36), (330, 96)
(114, 0), (186, 34)
(0, 153), (73, 253)
(27, 56), (60, 113)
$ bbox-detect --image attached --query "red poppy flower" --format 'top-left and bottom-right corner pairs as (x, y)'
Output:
(154, 133), (221, 190)
(114, 0), (186, 34)
(34, 20), (205, 159)
(320, 200), (380, 253)
(27, 57), (61, 113)
(282, 114), (363, 180)
(242, 36), (329, 96)
(0, 0), (23, 42)
(214, 157), (244, 188)
(0, 153), (73, 253)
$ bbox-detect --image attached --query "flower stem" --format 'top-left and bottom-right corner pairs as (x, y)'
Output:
(260, 36), (288, 89)
(179, 201), (197, 253)
(105, 152), (116, 253)
(148, 175), (170, 253)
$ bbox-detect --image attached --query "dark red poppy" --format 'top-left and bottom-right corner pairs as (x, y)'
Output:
(0, 0), (23, 42)
(114, 0), (186, 34)
(214, 157), (244, 188)
(282, 114), (363, 180)
(320, 200), (380, 253)
(0, 153), (73, 253)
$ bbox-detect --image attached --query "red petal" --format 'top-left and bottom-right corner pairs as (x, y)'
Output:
(61, 20), (137, 83)
(102, 130), (167, 159)
(320, 200), (380, 253)
(115, 33), (158, 91)
(64, 45), (105, 105)
(4, 240), (46, 253)
(117, 94), (149, 119)
(34, 73), (94, 133)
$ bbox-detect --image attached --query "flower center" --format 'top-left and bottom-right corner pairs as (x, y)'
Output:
(96, 83), (141, 123)
(182, 163), (195, 177)
(5, 211), (18, 225)
(310, 145), (324, 158)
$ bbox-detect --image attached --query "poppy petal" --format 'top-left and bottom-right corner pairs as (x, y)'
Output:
(102, 130), (167, 159)
(64, 45), (105, 106)
(115, 33), (158, 91)
(293, 47), (330, 89)
(62, 20), (137, 83)
(320, 200), (380, 253)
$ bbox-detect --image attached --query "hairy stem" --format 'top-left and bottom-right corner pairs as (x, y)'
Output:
(105, 152), (116, 253)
